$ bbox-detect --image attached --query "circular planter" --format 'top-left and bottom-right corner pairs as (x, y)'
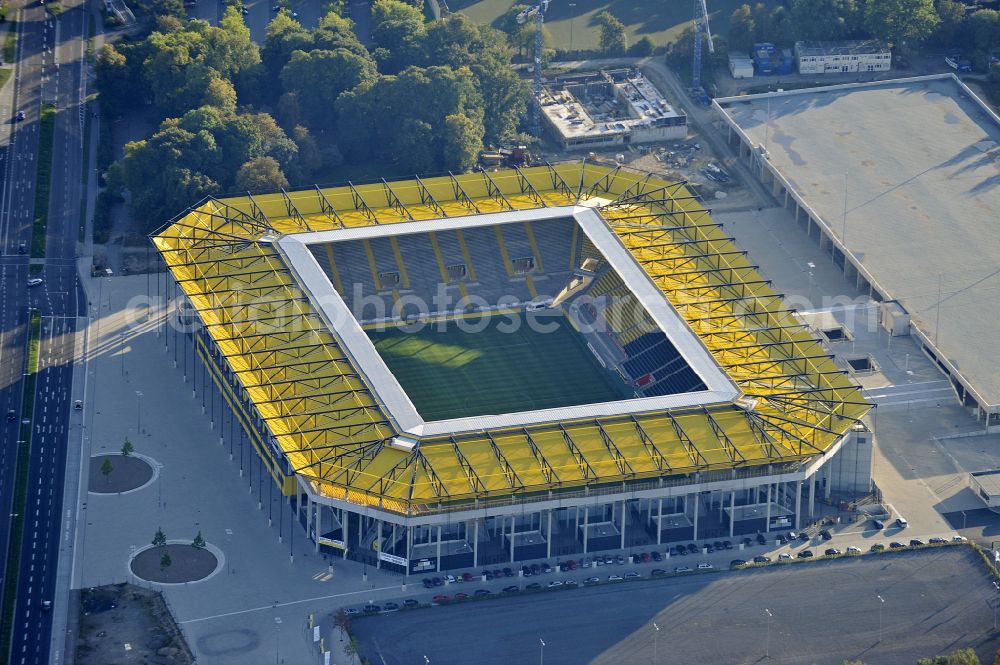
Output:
(89, 453), (158, 494)
(128, 540), (225, 585)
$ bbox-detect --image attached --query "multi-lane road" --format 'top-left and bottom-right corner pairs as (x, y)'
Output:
(0, 0), (87, 663)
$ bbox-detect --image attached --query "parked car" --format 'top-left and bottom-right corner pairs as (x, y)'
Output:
(15, 110), (25, 121)
(909, 538), (925, 547)
(895, 517), (908, 529)
(889, 541), (906, 549)
(697, 563), (713, 570)
(462, 572), (473, 582)
(526, 582), (542, 590)
(675, 545), (687, 556)
(503, 585), (519, 594)
(432, 577), (443, 587)
(651, 551), (663, 562)
(474, 589), (491, 597)
(547, 580), (563, 588)
(608, 574), (624, 581)
(824, 548), (841, 556)
(929, 537), (947, 544)
(640, 552), (651, 563)
(402, 599), (419, 608)
(444, 574), (456, 583)
(730, 559), (747, 569)
(615, 555), (625, 565)
(756, 534), (767, 545)
(742, 537), (753, 548)
(27, 278), (43, 287)
(625, 571), (641, 579)
(870, 543), (885, 552)
(364, 605), (381, 613)
(777, 534), (787, 545)
(345, 608), (361, 616)
(564, 561), (576, 571)
(778, 553), (792, 561)
(453, 592), (468, 600)
(753, 555), (771, 564)
(787, 531), (798, 541)
(382, 602), (399, 611)
(722, 540), (733, 550)
(952, 535), (968, 542)
(872, 519), (885, 530)
(797, 550), (814, 559)
(651, 568), (667, 577)
(846, 546), (862, 554)
(542, 563), (553, 574)
(565, 580), (578, 587)
(820, 530), (833, 541)
(799, 532), (809, 542)
(584, 576), (600, 584)
(674, 566), (693, 574)
(5, 410), (15, 422)
(687, 543), (699, 554)
(704, 543), (714, 553)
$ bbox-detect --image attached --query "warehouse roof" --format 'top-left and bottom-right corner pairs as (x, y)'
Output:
(716, 74), (1000, 411)
(152, 164), (870, 515)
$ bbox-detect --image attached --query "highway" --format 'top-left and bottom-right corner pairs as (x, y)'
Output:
(0, 0), (87, 662)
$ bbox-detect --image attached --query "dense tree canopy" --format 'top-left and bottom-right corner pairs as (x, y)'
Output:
(864, 0), (939, 46)
(99, 0), (528, 231)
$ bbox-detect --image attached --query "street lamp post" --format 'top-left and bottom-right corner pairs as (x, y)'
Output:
(764, 609), (772, 658)
(135, 390), (143, 436)
(877, 594), (885, 643)
(539, 638), (545, 665)
(653, 622), (660, 665)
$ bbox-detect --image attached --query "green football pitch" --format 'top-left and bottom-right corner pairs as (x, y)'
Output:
(366, 313), (629, 421)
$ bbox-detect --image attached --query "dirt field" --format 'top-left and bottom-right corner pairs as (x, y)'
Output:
(75, 584), (193, 665)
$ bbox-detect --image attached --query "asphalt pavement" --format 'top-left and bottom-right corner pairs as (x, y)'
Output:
(353, 546), (1000, 665)
(0, 0), (87, 662)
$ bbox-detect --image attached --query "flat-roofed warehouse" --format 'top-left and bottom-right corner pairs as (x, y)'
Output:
(153, 164), (871, 574)
(714, 74), (1000, 426)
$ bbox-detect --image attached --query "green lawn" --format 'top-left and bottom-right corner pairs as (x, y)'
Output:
(30, 103), (55, 258)
(3, 20), (16, 64)
(448, 0), (757, 52)
(367, 312), (628, 420)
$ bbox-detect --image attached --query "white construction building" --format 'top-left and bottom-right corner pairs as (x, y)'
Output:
(795, 41), (891, 75)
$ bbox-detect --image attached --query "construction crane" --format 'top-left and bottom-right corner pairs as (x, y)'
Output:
(517, 0), (549, 137)
(691, 0), (714, 104)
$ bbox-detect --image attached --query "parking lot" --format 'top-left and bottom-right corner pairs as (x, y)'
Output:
(352, 546), (999, 665)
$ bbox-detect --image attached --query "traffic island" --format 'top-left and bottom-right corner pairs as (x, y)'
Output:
(88, 453), (154, 494)
(129, 541), (223, 585)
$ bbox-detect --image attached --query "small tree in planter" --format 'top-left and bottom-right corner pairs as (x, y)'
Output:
(100, 457), (114, 483)
(121, 437), (134, 457)
(192, 530), (206, 549)
(152, 527), (167, 548)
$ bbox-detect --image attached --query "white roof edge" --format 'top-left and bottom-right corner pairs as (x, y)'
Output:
(278, 205), (739, 439)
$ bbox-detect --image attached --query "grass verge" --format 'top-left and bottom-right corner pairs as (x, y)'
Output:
(30, 103), (56, 258)
(0, 310), (41, 664)
(0, 67), (11, 89)
(3, 19), (14, 65)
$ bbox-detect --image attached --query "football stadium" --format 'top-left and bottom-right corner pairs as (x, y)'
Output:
(152, 164), (872, 573)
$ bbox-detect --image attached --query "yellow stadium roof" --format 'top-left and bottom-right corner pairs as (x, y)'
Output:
(153, 164), (872, 516)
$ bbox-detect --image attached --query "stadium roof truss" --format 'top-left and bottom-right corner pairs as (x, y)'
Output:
(153, 163), (872, 516)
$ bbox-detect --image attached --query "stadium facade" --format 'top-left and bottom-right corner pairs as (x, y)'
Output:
(153, 164), (872, 574)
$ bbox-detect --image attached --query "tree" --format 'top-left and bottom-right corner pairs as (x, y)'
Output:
(967, 9), (1000, 54)
(280, 48), (377, 129)
(627, 36), (655, 57)
(160, 552), (172, 571)
(442, 113), (481, 171)
(471, 56), (527, 144)
(192, 530), (206, 549)
(917, 649), (981, 665)
(930, 0), (966, 46)
(100, 457), (114, 483)
(864, 0), (940, 47)
(791, 0), (863, 42)
(153, 527), (167, 548)
(498, 4), (529, 38)
(95, 44), (133, 117)
(729, 4), (756, 52)
(369, 0), (426, 73)
(292, 125), (322, 177)
(201, 76), (238, 114)
(262, 11), (314, 88)
(235, 156), (289, 192)
(121, 437), (134, 457)
(597, 11), (627, 56)
(333, 608), (351, 639)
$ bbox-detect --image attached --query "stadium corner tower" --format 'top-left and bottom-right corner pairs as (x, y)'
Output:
(153, 164), (872, 573)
